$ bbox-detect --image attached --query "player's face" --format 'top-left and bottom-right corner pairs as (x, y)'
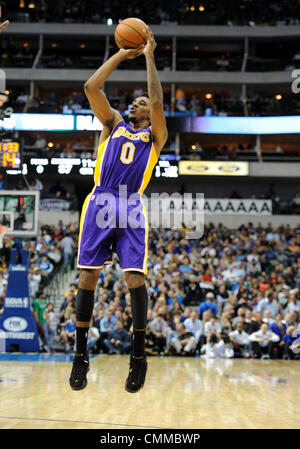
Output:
(129, 96), (150, 125)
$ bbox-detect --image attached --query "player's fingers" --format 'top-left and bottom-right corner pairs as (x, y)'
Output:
(135, 44), (145, 54)
(134, 44), (144, 51)
(143, 27), (151, 41)
(146, 25), (154, 40)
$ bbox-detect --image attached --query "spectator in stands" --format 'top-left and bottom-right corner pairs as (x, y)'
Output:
(284, 292), (300, 314)
(168, 323), (197, 356)
(60, 294), (75, 325)
(184, 310), (203, 346)
(32, 292), (49, 352)
(198, 292), (218, 317)
(229, 322), (250, 358)
(183, 275), (202, 306)
(201, 333), (234, 359)
(145, 325), (159, 356)
(60, 311), (76, 353)
(39, 255), (53, 277)
(281, 325), (297, 360)
(86, 319), (100, 353)
(256, 292), (279, 318)
(44, 302), (57, 351)
(149, 313), (168, 353)
(269, 313), (286, 336)
(204, 315), (222, 337)
(60, 232), (75, 270)
(33, 134), (47, 155)
(103, 320), (131, 354)
(249, 323), (280, 359)
(99, 309), (117, 353)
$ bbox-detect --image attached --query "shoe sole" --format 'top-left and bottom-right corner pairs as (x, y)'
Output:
(70, 379), (88, 391)
(125, 382), (145, 393)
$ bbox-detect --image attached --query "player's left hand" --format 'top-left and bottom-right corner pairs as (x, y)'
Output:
(119, 45), (145, 60)
(0, 6), (9, 32)
(143, 25), (157, 57)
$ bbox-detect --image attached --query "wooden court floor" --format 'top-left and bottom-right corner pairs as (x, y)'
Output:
(0, 355), (299, 429)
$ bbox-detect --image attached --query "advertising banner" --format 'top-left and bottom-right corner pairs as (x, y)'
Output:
(179, 161), (249, 176)
(0, 247), (40, 352)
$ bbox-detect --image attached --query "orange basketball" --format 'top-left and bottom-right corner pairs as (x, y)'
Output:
(115, 17), (147, 49)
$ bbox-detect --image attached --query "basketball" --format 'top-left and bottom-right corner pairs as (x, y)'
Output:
(115, 17), (147, 49)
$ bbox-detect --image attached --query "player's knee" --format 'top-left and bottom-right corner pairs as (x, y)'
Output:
(125, 271), (145, 289)
(79, 268), (100, 290)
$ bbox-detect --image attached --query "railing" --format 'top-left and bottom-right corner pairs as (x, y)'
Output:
(44, 258), (78, 307)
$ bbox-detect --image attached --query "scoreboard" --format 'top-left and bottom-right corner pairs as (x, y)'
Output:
(0, 140), (22, 169)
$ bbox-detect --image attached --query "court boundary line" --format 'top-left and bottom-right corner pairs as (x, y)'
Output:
(0, 416), (167, 429)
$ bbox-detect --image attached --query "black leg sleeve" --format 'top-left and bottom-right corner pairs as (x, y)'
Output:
(75, 287), (94, 323)
(129, 284), (148, 330)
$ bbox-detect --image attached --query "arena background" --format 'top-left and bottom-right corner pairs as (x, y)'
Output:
(0, 0), (299, 432)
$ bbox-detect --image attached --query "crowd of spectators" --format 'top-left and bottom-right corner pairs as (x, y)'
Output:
(49, 223), (300, 359)
(6, 85), (300, 118)
(7, 0), (300, 27)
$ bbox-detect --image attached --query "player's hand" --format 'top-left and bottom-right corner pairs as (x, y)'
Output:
(142, 25), (157, 57)
(0, 6), (9, 32)
(119, 45), (145, 60)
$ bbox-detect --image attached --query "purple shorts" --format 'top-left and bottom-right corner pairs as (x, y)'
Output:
(77, 187), (148, 274)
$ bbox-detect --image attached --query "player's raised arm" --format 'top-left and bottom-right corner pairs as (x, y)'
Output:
(0, 6), (9, 32)
(84, 46), (144, 130)
(143, 26), (168, 155)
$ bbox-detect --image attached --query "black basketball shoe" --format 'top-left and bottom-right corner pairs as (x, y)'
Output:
(69, 353), (90, 390)
(125, 355), (148, 393)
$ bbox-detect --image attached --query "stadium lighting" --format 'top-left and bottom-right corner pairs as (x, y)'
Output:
(107, 18), (113, 26)
(205, 93), (213, 99)
(275, 94), (282, 100)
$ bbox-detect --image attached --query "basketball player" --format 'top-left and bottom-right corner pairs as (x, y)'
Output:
(69, 26), (167, 392)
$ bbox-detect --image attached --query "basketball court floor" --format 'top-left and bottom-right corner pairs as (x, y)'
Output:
(0, 354), (299, 429)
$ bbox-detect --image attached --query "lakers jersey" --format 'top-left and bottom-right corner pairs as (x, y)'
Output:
(94, 120), (158, 194)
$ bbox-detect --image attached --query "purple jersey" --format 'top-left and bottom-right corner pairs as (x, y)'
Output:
(78, 119), (157, 274)
(94, 119), (158, 193)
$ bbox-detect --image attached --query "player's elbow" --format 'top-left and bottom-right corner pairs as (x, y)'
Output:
(84, 81), (92, 93)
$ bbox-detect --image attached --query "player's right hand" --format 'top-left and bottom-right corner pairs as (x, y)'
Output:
(119, 45), (145, 60)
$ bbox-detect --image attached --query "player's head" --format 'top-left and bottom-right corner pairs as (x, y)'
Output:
(128, 96), (150, 127)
